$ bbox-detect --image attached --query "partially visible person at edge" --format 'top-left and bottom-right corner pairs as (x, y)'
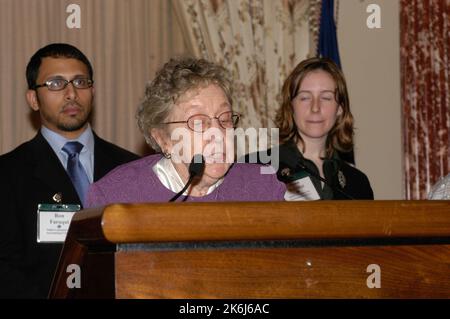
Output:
(0, 43), (139, 298)
(428, 173), (450, 200)
(86, 57), (285, 207)
(271, 57), (374, 200)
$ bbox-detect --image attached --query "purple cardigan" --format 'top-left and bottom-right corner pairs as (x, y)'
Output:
(86, 154), (286, 207)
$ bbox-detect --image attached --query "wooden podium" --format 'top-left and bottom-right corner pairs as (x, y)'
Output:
(49, 201), (450, 298)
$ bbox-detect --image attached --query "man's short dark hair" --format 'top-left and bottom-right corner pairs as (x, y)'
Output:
(26, 43), (93, 90)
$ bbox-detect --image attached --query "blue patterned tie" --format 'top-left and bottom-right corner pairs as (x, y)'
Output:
(62, 141), (90, 205)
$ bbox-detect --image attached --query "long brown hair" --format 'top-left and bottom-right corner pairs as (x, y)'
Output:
(275, 57), (354, 158)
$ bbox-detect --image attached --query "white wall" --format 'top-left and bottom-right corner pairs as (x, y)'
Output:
(338, 0), (403, 199)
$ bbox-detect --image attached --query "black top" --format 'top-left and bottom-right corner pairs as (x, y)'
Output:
(0, 132), (139, 298)
(243, 142), (374, 200)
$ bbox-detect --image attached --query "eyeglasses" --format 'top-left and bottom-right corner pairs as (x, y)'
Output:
(33, 78), (94, 91)
(162, 111), (240, 132)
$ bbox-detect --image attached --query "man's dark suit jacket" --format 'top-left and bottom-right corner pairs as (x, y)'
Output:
(0, 132), (139, 298)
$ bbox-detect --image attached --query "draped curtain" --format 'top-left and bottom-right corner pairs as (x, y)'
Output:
(173, 0), (321, 135)
(0, 0), (187, 156)
(400, 0), (450, 199)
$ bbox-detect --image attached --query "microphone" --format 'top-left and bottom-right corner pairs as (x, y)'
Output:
(277, 145), (354, 200)
(169, 154), (205, 202)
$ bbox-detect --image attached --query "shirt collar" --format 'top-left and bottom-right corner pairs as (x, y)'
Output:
(41, 124), (95, 153)
(153, 156), (223, 195)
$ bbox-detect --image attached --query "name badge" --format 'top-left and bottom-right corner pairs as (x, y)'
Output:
(37, 204), (80, 243)
(284, 176), (321, 201)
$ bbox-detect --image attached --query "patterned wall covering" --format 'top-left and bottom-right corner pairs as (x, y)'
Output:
(173, 0), (321, 132)
(400, 0), (450, 199)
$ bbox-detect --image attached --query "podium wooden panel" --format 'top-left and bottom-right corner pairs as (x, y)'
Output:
(49, 201), (450, 298)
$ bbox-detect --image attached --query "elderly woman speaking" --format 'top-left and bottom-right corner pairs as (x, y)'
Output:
(86, 57), (285, 206)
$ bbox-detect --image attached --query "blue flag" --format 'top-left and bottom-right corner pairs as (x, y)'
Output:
(317, 0), (342, 68)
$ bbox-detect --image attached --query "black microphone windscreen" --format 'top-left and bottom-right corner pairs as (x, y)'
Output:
(189, 154), (205, 177)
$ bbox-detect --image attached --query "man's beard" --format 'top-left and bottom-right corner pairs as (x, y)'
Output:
(37, 95), (93, 132)
(56, 105), (92, 132)
(56, 116), (90, 132)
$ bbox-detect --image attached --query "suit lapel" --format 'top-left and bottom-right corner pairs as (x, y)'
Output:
(30, 132), (81, 204)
